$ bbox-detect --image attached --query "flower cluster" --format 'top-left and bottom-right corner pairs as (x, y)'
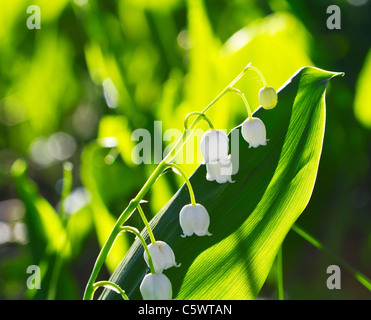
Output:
(200, 84), (278, 183)
(137, 65), (277, 300)
(84, 64), (280, 301)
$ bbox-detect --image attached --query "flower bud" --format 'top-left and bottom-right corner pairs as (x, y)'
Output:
(179, 203), (211, 237)
(143, 241), (180, 274)
(241, 117), (267, 148)
(200, 129), (229, 164)
(140, 273), (172, 300)
(206, 155), (234, 184)
(259, 86), (278, 110)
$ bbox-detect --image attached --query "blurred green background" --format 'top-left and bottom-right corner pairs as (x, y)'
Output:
(0, 0), (370, 300)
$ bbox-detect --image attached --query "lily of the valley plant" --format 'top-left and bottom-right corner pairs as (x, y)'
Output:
(83, 63), (278, 300)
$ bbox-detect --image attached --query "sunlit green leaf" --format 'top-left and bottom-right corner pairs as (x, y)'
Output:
(183, 0), (221, 112)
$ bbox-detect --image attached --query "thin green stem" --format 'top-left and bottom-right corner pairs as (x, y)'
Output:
(136, 204), (156, 245)
(292, 224), (371, 292)
(166, 163), (196, 206)
(228, 87), (253, 120)
(120, 226), (155, 274)
(92, 281), (129, 300)
(164, 63), (252, 164)
(184, 111), (214, 130)
(276, 246), (284, 300)
(201, 62), (251, 115)
(246, 65), (267, 87)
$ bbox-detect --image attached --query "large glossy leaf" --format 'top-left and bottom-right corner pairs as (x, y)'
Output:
(101, 66), (343, 300)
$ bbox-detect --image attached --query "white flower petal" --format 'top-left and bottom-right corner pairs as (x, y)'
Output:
(241, 117), (267, 148)
(200, 130), (229, 164)
(193, 206), (212, 236)
(143, 241), (179, 273)
(206, 156), (234, 184)
(140, 273), (172, 300)
(179, 203), (211, 237)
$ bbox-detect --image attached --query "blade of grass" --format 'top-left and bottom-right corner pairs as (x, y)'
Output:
(292, 224), (371, 292)
(276, 246), (284, 300)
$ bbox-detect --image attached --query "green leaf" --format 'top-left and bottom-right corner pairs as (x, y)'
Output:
(101, 67), (343, 300)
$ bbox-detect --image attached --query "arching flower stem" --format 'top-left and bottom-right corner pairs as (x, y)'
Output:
(245, 65), (268, 88)
(167, 63), (252, 164)
(92, 281), (129, 300)
(184, 111), (214, 130)
(228, 87), (253, 121)
(166, 163), (196, 206)
(136, 204), (156, 245)
(200, 62), (252, 115)
(120, 226), (156, 275)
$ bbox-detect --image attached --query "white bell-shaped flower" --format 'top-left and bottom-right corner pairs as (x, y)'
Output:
(143, 241), (180, 274)
(200, 129), (229, 164)
(259, 86), (278, 110)
(241, 117), (267, 148)
(206, 155), (234, 184)
(179, 203), (211, 237)
(140, 273), (172, 300)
